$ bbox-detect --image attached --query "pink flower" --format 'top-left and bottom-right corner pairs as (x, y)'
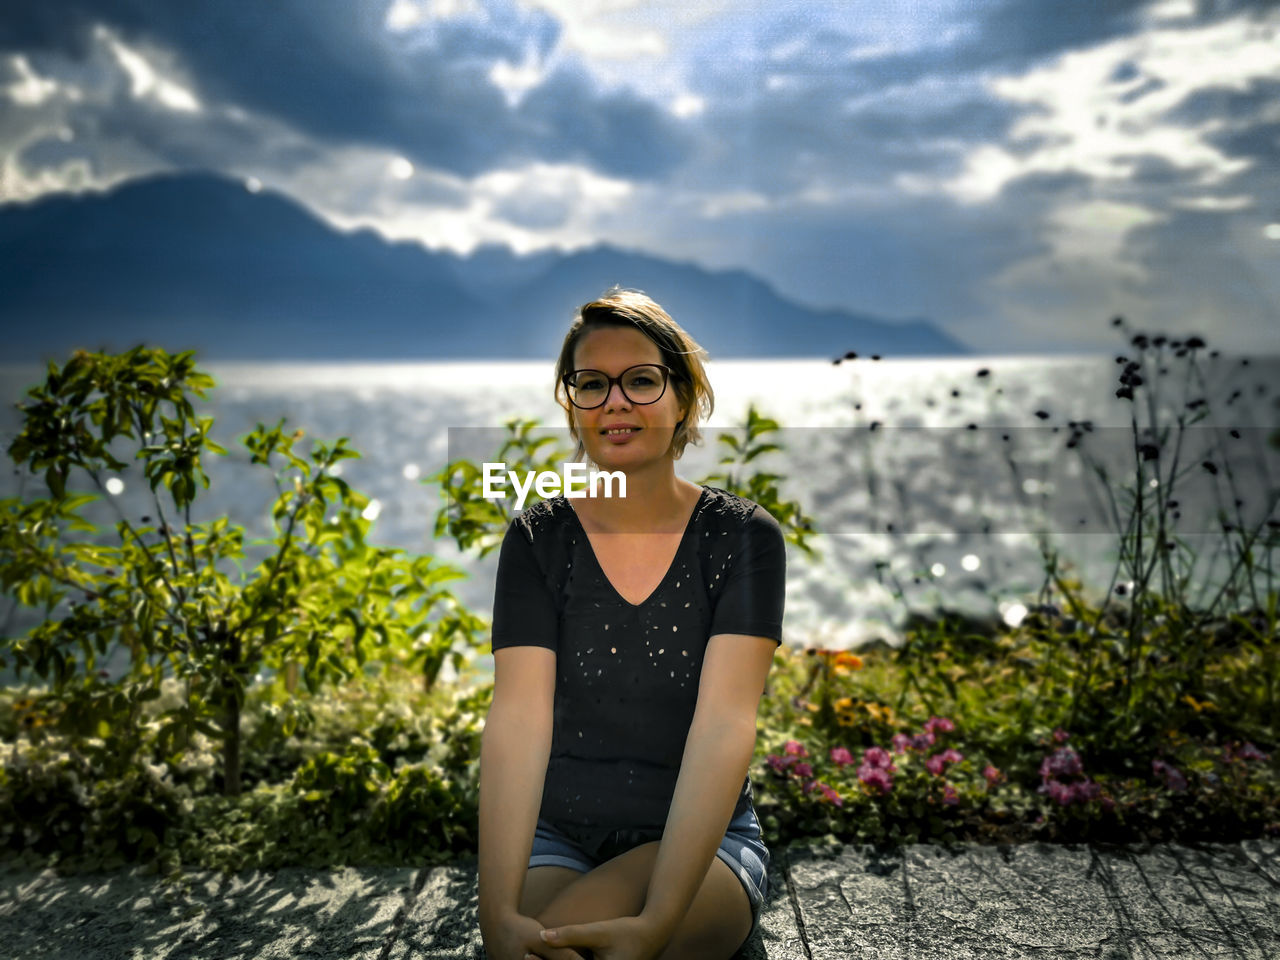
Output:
(766, 754), (795, 775)
(1039, 779), (1074, 806)
(783, 739), (810, 758)
(911, 731), (936, 751)
(1238, 742), (1269, 762)
(858, 764), (894, 795)
(924, 716), (956, 735)
(1072, 780), (1101, 803)
(982, 765), (1004, 787)
(941, 784), (959, 806)
(829, 746), (855, 767)
(792, 762), (814, 779)
(1052, 727), (1070, 744)
(925, 748), (963, 776)
(1152, 758), (1188, 793)
(862, 746), (895, 770)
(807, 780), (844, 806)
(1040, 747), (1083, 780)
(890, 733), (912, 754)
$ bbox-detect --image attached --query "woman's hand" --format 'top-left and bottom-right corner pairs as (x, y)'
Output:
(536, 915), (668, 960)
(481, 909), (590, 960)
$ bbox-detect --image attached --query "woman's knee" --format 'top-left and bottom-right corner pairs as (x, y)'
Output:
(653, 856), (753, 960)
(535, 841), (660, 928)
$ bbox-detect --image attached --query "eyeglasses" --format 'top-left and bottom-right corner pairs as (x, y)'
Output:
(562, 363), (676, 409)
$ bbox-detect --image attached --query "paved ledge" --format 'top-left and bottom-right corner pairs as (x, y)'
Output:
(2, 839), (1277, 959)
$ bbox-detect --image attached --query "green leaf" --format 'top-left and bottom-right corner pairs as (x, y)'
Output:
(45, 465), (66, 500)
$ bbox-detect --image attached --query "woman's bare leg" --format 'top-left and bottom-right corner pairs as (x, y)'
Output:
(533, 842), (753, 960)
(520, 865), (588, 918)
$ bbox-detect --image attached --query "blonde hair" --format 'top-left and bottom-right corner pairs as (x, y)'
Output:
(554, 287), (714, 463)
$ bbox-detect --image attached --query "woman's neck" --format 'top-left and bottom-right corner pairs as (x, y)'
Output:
(573, 461), (700, 534)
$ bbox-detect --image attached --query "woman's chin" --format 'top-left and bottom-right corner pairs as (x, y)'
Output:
(585, 446), (654, 473)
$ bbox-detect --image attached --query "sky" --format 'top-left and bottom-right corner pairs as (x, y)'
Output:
(1, 0), (1279, 355)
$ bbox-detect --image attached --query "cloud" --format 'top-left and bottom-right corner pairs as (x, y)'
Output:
(2, 54), (60, 106)
(903, 8), (1279, 204)
(477, 162), (632, 230)
(2, 0), (1278, 357)
(0, 0), (693, 180)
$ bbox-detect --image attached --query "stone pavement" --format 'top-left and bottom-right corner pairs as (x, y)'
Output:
(2, 838), (1277, 959)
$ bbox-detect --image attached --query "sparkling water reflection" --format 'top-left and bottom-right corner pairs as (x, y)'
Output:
(2, 353), (1276, 687)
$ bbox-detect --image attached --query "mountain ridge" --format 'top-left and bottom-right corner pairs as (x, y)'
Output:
(0, 171), (971, 362)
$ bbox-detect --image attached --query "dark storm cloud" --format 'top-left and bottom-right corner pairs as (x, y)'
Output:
(1170, 79), (1280, 126)
(18, 134), (88, 174)
(962, 0), (1152, 69)
(671, 0), (1166, 198)
(0, 0), (692, 180)
(687, 75), (1020, 197)
(1123, 154), (1194, 187)
(1168, 79), (1280, 164)
(1211, 121), (1280, 162)
(677, 0), (1280, 200)
(518, 64), (691, 179)
(944, 0), (1275, 76)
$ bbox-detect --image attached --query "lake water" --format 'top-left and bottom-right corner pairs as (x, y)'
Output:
(2, 352), (1277, 687)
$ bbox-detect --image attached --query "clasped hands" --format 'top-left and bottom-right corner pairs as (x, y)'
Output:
(488, 909), (667, 960)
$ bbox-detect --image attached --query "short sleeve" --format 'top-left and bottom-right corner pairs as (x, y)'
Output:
(490, 517), (560, 653)
(709, 505), (786, 644)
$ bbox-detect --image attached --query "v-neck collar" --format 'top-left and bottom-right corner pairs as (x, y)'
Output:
(566, 485), (708, 608)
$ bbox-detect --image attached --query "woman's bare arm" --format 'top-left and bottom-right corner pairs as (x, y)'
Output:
(639, 632), (778, 941)
(477, 645), (556, 928)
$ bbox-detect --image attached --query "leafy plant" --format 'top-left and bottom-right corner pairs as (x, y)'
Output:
(1017, 324), (1279, 747)
(699, 403), (820, 558)
(1, 347), (484, 797)
(431, 418), (572, 556)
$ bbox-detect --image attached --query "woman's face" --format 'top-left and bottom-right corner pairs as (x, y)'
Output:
(569, 325), (687, 472)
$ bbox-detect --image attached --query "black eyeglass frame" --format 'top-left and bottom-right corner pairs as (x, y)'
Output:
(561, 363), (678, 410)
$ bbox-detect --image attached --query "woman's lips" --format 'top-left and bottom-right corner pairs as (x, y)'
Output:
(602, 427), (641, 444)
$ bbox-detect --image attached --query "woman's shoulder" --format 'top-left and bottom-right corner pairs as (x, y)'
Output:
(691, 487), (785, 579)
(696, 485), (779, 530)
(511, 494), (576, 543)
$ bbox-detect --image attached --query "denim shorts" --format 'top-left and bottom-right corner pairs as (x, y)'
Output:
(529, 804), (770, 941)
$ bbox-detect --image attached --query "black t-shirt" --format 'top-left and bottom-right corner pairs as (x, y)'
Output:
(490, 483), (786, 859)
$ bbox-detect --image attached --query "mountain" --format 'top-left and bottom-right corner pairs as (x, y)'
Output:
(0, 172), (970, 362)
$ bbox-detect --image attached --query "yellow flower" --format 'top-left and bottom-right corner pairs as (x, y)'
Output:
(1182, 694), (1217, 713)
(834, 697), (855, 712)
(865, 702), (895, 724)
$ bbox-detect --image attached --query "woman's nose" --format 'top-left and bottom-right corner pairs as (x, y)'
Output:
(603, 381), (631, 410)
